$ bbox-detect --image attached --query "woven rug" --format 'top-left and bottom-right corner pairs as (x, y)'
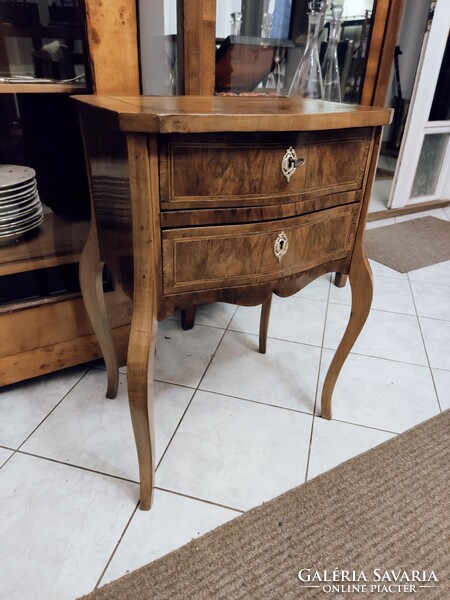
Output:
(365, 216), (450, 272)
(81, 410), (449, 600)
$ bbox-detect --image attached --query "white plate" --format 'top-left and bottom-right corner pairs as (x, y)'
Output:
(0, 205), (43, 231)
(0, 165), (36, 190)
(0, 180), (37, 202)
(0, 197), (41, 222)
(0, 213), (44, 242)
(0, 194), (40, 215)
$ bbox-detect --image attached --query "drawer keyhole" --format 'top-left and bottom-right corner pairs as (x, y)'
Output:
(274, 231), (289, 263)
(281, 147), (305, 182)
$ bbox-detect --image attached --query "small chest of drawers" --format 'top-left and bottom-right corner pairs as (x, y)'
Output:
(72, 95), (391, 510)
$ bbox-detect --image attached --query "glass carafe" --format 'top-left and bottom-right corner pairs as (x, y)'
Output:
(230, 12), (243, 36)
(288, 1), (325, 98)
(321, 3), (343, 102)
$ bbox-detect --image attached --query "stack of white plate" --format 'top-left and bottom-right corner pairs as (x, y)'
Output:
(0, 165), (44, 244)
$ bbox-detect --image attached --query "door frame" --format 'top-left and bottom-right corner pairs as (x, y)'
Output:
(389, 0), (450, 208)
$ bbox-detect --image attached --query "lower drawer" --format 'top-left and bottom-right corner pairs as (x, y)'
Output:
(162, 203), (359, 294)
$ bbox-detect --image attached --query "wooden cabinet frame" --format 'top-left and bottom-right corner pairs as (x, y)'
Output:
(1, 0), (403, 386)
(178, 0), (405, 106)
(0, 0), (139, 386)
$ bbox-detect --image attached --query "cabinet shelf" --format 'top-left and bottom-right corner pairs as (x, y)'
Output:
(1, 23), (82, 40)
(0, 212), (89, 277)
(0, 82), (86, 94)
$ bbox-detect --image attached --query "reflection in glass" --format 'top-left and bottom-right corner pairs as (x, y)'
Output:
(321, 3), (343, 101)
(0, 0), (85, 82)
(429, 30), (450, 122)
(289, 1), (325, 98)
(139, 0), (178, 95)
(410, 134), (449, 199)
(215, 0), (374, 102)
(230, 11), (243, 36)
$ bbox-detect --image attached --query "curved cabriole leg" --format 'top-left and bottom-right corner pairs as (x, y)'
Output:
(126, 132), (157, 510)
(259, 295), (272, 354)
(127, 314), (157, 511)
(321, 247), (373, 420)
(79, 222), (119, 399)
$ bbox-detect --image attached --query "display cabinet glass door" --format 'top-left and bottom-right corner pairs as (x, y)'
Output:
(214, 0), (375, 101)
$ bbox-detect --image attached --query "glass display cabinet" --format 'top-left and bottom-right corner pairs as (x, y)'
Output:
(0, 0), (403, 386)
(0, 0), (139, 385)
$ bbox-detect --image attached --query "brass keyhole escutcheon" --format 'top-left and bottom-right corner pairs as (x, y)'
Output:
(274, 231), (289, 263)
(281, 147), (305, 182)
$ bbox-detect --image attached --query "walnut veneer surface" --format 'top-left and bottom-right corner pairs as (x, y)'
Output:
(72, 95), (392, 510)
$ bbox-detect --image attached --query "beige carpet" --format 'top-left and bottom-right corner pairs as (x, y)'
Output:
(365, 216), (450, 273)
(81, 410), (449, 600)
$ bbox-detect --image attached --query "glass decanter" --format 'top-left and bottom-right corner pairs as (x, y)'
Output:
(261, 12), (273, 38)
(288, 1), (325, 98)
(321, 3), (343, 102)
(230, 12), (243, 36)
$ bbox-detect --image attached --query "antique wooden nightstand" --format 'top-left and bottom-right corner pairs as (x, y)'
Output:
(72, 95), (391, 509)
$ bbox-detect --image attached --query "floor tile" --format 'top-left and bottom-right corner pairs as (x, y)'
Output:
(307, 418), (394, 480)
(328, 278), (352, 305)
(293, 274), (331, 301)
(157, 390), (313, 511)
(324, 304), (428, 365)
(0, 447), (13, 468)
(200, 330), (321, 413)
(408, 260), (450, 286)
(0, 453), (137, 600)
(329, 276), (416, 315)
(169, 302), (237, 329)
(419, 317), (450, 371)
(318, 350), (441, 432)
(410, 281), (450, 321)
(443, 205), (450, 220)
(0, 367), (87, 449)
(21, 370), (193, 481)
(368, 258), (408, 279)
(432, 369), (450, 411)
(101, 489), (237, 586)
(228, 295), (327, 346)
(370, 277), (416, 315)
(153, 319), (224, 387)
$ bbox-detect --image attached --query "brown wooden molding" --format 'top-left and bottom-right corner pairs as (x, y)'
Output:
(367, 199), (450, 221)
(361, 0), (405, 106)
(179, 0), (216, 95)
(82, 0), (140, 95)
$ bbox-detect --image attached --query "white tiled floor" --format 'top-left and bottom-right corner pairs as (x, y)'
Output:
(0, 209), (449, 600)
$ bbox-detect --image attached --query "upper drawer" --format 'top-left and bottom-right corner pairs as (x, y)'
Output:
(159, 129), (372, 210)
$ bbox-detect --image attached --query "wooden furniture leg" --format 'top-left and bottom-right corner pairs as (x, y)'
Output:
(321, 246), (373, 420)
(127, 133), (157, 510)
(79, 219), (119, 399)
(334, 273), (348, 288)
(127, 308), (156, 510)
(259, 295), (272, 354)
(181, 306), (196, 330)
